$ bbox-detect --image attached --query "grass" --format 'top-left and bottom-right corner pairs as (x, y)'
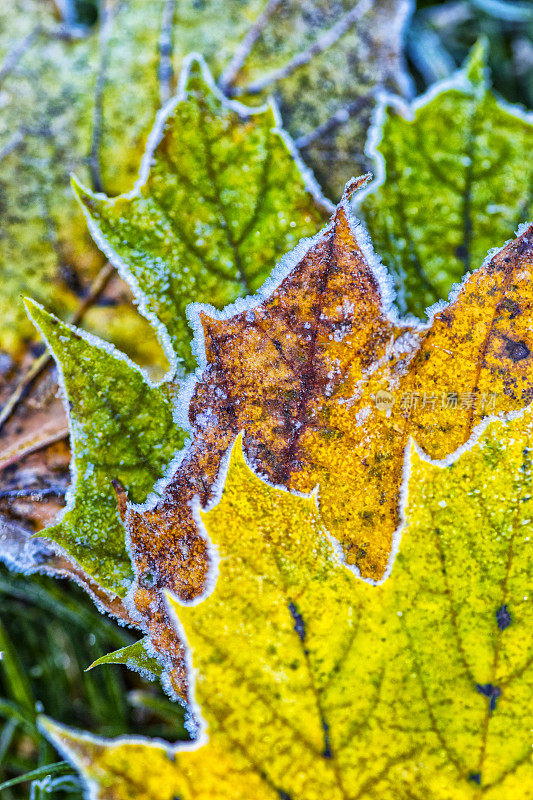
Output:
(0, 567), (187, 800)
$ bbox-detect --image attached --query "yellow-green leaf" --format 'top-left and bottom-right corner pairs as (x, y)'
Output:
(42, 415), (533, 798)
(124, 0), (412, 199)
(204, 0), (413, 199)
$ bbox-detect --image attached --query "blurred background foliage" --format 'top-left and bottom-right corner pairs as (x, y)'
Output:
(0, 0), (531, 797)
(410, 0), (532, 106)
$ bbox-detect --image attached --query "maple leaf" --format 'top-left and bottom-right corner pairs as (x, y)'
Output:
(24, 299), (186, 597)
(41, 415), (533, 798)
(73, 56), (329, 373)
(127, 179), (533, 597)
(210, 0), (412, 199)
(356, 41), (533, 318)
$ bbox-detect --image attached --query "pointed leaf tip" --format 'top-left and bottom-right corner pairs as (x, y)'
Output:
(86, 638), (163, 678)
(22, 295), (43, 313)
(71, 175), (98, 211)
(340, 173), (372, 205)
(465, 37), (489, 87)
(183, 55), (209, 84)
(23, 298), (61, 336)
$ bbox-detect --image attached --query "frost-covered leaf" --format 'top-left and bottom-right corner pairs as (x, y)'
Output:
(42, 416), (533, 798)
(106, 0), (411, 200)
(25, 299), (187, 596)
(358, 41), (533, 318)
(74, 57), (328, 373)
(96, 0), (411, 202)
(126, 180), (533, 599)
(87, 638), (162, 681)
(0, 0), (165, 363)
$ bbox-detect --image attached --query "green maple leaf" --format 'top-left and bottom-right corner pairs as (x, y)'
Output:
(169, 0), (412, 199)
(42, 409), (533, 798)
(357, 41), (533, 318)
(25, 299), (186, 596)
(73, 56), (328, 373)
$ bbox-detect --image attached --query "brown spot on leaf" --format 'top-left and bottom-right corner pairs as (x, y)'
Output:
(504, 340), (530, 362)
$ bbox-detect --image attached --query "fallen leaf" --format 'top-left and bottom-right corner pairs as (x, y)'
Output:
(74, 56), (329, 373)
(93, 0), (411, 202)
(0, 359), (71, 536)
(0, 400), (68, 474)
(357, 41), (533, 318)
(42, 414), (533, 798)
(180, 0), (413, 199)
(80, 0), (403, 202)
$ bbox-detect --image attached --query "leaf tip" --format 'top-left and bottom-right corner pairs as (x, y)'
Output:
(339, 173), (373, 205)
(22, 296), (53, 333)
(180, 52), (217, 103)
(37, 715), (66, 744)
(70, 174), (99, 212)
(37, 715), (95, 770)
(22, 295), (40, 315)
(464, 37), (489, 87)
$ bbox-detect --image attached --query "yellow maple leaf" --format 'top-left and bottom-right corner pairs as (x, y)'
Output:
(42, 414), (533, 798)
